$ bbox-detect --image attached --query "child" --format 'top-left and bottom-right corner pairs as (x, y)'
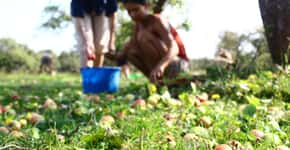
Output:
(111, 0), (189, 84)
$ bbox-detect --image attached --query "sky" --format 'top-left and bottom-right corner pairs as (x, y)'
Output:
(0, 0), (263, 59)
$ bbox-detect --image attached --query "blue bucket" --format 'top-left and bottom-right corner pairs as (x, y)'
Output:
(80, 67), (121, 94)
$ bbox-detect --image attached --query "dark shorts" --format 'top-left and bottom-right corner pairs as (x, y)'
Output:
(71, 0), (118, 17)
(164, 58), (189, 78)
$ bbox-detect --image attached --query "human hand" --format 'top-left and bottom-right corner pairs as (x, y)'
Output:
(150, 65), (165, 84)
(85, 43), (96, 60)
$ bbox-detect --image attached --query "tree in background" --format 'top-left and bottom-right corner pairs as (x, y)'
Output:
(58, 51), (80, 72)
(0, 38), (39, 72)
(259, 0), (290, 66)
(216, 30), (273, 75)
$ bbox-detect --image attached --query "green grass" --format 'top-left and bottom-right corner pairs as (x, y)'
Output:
(0, 71), (289, 149)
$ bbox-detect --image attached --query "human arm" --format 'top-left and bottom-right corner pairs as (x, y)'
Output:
(150, 17), (179, 83)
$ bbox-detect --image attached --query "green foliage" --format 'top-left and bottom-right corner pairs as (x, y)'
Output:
(57, 51), (80, 72)
(42, 5), (71, 30)
(0, 38), (39, 72)
(0, 70), (289, 149)
(214, 30), (275, 77)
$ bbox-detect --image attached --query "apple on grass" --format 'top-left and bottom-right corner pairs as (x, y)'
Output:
(124, 94), (135, 102)
(10, 130), (24, 137)
(197, 93), (208, 103)
(131, 99), (146, 109)
(214, 144), (232, 150)
(0, 105), (6, 114)
(116, 111), (126, 119)
(11, 95), (20, 100)
(105, 94), (115, 101)
(43, 98), (57, 110)
(0, 127), (9, 134)
(19, 119), (27, 127)
(7, 120), (21, 130)
(250, 129), (264, 140)
(87, 95), (100, 103)
(147, 94), (160, 105)
(163, 113), (176, 121)
(27, 113), (44, 125)
(183, 133), (198, 141)
(199, 116), (212, 128)
(100, 115), (115, 125)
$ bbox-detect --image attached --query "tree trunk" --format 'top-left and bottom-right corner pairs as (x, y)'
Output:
(153, 0), (167, 14)
(259, 0), (290, 65)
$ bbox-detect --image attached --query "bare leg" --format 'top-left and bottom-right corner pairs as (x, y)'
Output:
(126, 48), (151, 77)
(120, 30), (177, 78)
(126, 30), (173, 76)
(73, 16), (95, 68)
(93, 53), (105, 67)
(92, 14), (110, 67)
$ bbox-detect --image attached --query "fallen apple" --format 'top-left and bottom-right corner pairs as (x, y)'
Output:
(91, 95), (100, 103)
(57, 134), (65, 142)
(0, 105), (6, 114)
(132, 99), (146, 109)
(100, 115), (115, 125)
(116, 111), (125, 119)
(7, 120), (21, 130)
(73, 107), (87, 116)
(11, 95), (20, 100)
(250, 129), (264, 140)
(197, 93), (208, 103)
(43, 98), (57, 110)
(10, 130), (24, 137)
(124, 94), (135, 102)
(28, 113), (44, 125)
(147, 94), (160, 105)
(199, 116), (212, 128)
(214, 144), (232, 150)
(183, 133), (198, 141)
(106, 94), (115, 101)
(19, 119), (28, 128)
(163, 113), (176, 121)
(0, 127), (9, 134)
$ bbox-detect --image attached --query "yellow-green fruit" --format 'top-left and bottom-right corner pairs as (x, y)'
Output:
(8, 120), (21, 130)
(0, 127), (9, 134)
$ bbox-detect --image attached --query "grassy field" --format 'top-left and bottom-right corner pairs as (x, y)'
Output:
(0, 71), (289, 149)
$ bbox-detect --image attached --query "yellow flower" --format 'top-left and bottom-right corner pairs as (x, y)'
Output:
(211, 94), (221, 100)
(5, 117), (12, 124)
